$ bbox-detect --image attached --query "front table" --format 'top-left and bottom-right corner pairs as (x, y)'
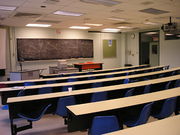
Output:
(74, 62), (103, 72)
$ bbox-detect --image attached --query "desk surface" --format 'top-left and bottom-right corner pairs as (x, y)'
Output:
(0, 65), (164, 85)
(1, 67), (179, 92)
(67, 87), (180, 116)
(104, 115), (180, 135)
(7, 75), (180, 104)
(43, 64), (148, 77)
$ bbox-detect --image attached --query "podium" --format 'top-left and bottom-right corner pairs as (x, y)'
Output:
(10, 69), (42, 81)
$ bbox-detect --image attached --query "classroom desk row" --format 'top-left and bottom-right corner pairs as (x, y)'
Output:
(66, 87), (180, 131)
(1, 67), (179, 105)
(0, 65), (163, 87)
(42, 64), (149, 78)
(104, 115), (180, 135)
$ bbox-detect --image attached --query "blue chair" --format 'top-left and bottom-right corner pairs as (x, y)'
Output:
(17, 89), (25, 96)
(46, 80), (56, 84)
(106, 75), (114, 78)
(15, 104), (51, 134)
(124, 88), (134, 97)
(174, 80), (180, 87)
(124, 102), (153, 127)
(92, 82), (103, 88)
(24, 82), (35, 86)
(123, 79), (129, 84)
(2, 105), (9, 110)
(152, 97), (177, 119)
(61, 78), (77, 91)
(143, 84), (151, 94)
(164, 81), (171, 89)
(38, 87), (52, 94)
(158, 74), (165, 78)
(91, 92), (107, 102)
(55, 96), (75, 118)
(89, 115), (120, 135)
(88, 76), (96, 80)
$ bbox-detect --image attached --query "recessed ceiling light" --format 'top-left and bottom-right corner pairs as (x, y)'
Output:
(165, 33), (173, 36)
(84, 23), (103, 26)
(107, 17), (125, 21)
(69, 26), (90, 29)
(26, 24), (51, 27)
(177, 35), (180, 37)
(102, 28), (120, 32)
(0, 5), (16, 11)
(117, 26), (133, 29)
(144, 21), (159, 25)
(145, 32), (158, 35)
(54, 11), (83, 16)
(80, 0), (121, 7)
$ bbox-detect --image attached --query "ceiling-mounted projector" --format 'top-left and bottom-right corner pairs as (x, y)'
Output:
(161, 17), (178, 32)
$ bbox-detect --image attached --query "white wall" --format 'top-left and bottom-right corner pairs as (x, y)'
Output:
(160, 30), (180, 68)
(0, 28), (6, 69)
(125, 29), (180, 68)
(8, 27), (124, 75)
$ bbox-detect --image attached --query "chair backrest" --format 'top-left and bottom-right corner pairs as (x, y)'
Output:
(174, 80), (180, 88)
(92, 82), (103, 88)
(18, 104), (52, 121)
(143, 84), (151, 94)
(89, 115), (120, 135)
(123, 79), (129, 84)
(38, 87), (52, 94)
(164, 81), (171, 89)
(67, 78), (77, 82)
(152, 97), (177, 119)
(91, 92), (107, 102)
(46, 80), (56, 84)
(17, 90), (25, 96)
(135, 102), (153, 125)
(106, 75), (114, 78)
(55, 96), (75, 117)
(124, 88), (134, 97)
(24, 82), (35, 86)
(88, 76), (96, 80)
(158, 74), (165, 78)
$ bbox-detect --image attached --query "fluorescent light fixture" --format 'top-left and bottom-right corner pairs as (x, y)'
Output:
(108, 17), (125, 21)
(165, 33), (173, 36)
(144, 21), (159, 25)
(54, 11), (83, 16)
(102, 28), (120, 32)
(80, 0), (121, 6)
(145, 32), (158, 35)
(177, 35), (180, 37)
(84, 23), (103, 26)
(117, 26), (133, 29)
(26, 24), (51, 27)
(0, 5), (16, 11)
(69, 26), (90, 29)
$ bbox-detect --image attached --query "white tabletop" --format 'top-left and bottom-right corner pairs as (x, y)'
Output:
(103, 115), (180, 135)
(67, 87), (180, 116)
(7, 75), (180, 104)
(1, 67), (179, 92)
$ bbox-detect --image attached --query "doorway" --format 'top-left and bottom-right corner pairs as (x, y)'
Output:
(139, 31), (160, 66)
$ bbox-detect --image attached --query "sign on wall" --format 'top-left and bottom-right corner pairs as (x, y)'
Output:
(103, 39), (116, 58)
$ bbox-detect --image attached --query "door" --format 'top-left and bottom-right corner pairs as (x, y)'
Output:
(149, 42), (159, 66)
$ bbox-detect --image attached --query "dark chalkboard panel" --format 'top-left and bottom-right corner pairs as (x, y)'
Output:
(17, 39), (93, 61)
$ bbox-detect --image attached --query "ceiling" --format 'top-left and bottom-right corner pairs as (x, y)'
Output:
(0, 0), (179, 32)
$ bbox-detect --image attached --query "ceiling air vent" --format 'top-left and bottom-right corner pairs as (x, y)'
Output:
(36, 20), (61, 24)
(141, 1), (154, 5)
(14, 12), (42, 18)
(139, 8), (169, 15)
(80, 0), (121, 7)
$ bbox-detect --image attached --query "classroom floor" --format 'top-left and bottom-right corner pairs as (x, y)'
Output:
(0, 106), (87, 135)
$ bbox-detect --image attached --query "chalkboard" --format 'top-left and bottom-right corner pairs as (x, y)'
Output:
(17, 39), (93, 61)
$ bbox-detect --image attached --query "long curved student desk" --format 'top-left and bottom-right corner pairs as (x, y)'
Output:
(42, 64), (149, 78)
(1, 67), (180, 105)
(66, 87), (180, 131)
(103, 115), (180, 135)
(0, 65), (163, 87)
(7, 75), (180, 104)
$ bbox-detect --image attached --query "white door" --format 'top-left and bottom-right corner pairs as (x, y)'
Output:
(149, 42), (159, 66)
